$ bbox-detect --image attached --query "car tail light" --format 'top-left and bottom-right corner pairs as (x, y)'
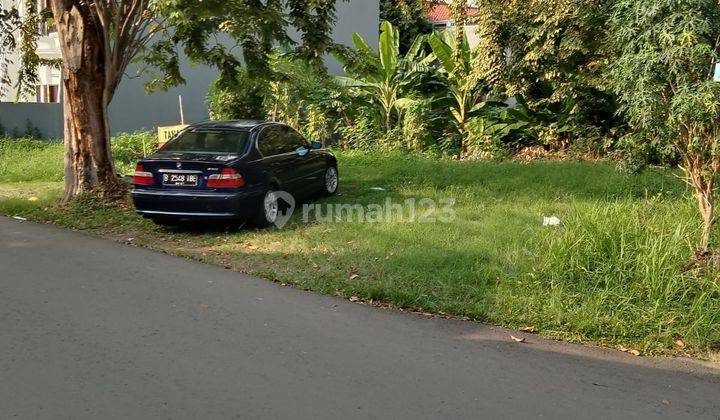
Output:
(133, 164), (154, 186)
(207, 168), (244, 188)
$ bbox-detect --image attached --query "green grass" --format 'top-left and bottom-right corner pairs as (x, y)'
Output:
(1, 141), (719, 358)
(0, 139), (64, 182)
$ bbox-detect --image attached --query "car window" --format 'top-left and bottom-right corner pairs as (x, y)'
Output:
(258, 125), (307, 156)
(160, 129), (249, 154)
(258, 126), (285, 156)
(286, 127), (308, 151)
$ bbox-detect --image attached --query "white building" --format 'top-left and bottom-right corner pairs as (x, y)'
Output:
(0, 0), (61, 103)
(0, 0), (379, 137)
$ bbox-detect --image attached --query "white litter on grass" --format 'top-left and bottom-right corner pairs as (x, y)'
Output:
(543, 216), (561, 227)
(12, 216), (27, 222)
(370, 187), (385, 191)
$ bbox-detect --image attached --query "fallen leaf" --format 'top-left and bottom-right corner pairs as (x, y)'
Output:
(675, 339), (686, 348)
(349, 296), (361, 302)
(519, 326), (537, 333)
(282, 253), (289, 260)
(349, 273), (359, 280)
(619, 346), (641, 356)
(510, 335), (526, 343)
(662, 399), (670, 405)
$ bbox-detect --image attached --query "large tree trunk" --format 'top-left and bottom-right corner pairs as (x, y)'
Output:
(52, 0), (122, 202)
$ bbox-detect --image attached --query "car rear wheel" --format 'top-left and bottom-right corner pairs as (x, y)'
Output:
(253, 189), (280, 227)
(322, 166), (339, 196)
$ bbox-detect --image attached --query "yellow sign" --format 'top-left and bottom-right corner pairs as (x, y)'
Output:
(157, 124), (189, 148)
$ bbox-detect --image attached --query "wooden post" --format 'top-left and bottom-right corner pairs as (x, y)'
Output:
(178, 95), (185, 125)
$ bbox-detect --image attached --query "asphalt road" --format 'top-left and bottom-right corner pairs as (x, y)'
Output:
(1, 216), (720, 419)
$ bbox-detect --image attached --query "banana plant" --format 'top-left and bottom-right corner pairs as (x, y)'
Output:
(428, 29), (486, 158)
(334, 21), (433, 133)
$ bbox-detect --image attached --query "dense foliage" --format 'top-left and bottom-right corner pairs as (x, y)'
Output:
(148, 0), (343, 91)
(380, 0), (434, 53)
(472, 0), (620, 151)
(208, 68), (269, 121)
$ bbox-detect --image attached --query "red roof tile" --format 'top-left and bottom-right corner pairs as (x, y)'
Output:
(427, 3), (478, 22)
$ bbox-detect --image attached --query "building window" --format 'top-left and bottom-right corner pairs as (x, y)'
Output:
(35, 84), (59, 103)
(37, 0), (57, 35)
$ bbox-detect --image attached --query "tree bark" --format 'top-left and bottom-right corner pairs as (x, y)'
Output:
(698, 188), (714, 253)
(51, 0), (122, 202)
(683, 151), (717, 253)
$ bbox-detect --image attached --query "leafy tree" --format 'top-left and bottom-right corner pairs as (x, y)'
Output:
(335, 21), (432, 134)
(0, 0), (341, 201)
(610, 0), (720, 252)
(473, 0), (619, 148)
(380, 0), (434, 53)
(208, 68), (269, 121)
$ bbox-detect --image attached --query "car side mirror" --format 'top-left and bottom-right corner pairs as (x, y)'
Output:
(310, 141), (322, 150)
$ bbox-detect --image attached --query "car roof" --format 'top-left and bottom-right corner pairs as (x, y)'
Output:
(190, 120), (273, 130)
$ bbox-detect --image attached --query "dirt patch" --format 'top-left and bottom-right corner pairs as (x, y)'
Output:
(683, 250), (720, 272)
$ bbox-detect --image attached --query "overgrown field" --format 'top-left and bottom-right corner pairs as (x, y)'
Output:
(1, 139), (719, 358)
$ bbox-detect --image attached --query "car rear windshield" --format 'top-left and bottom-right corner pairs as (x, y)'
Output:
(160, 129), (250, 154)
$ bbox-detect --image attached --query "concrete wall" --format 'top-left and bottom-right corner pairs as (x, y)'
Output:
(0, 102), (63, 139)
(0, 0), (378, 139)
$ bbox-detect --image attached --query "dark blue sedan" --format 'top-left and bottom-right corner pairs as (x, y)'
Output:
(131, 120), (338, 226)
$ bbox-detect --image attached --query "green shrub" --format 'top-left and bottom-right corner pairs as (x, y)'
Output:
(207, 67), (268, 121)
(111, 132), (154, 163)
(399, 98), (434, 150)
(337, 115), (382, 150)
(111, 132), (156, 175)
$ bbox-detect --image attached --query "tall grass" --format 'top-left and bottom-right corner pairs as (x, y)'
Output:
(0, 132), (155, 182)
(0, 139), (64, 182)
(495, 198), (720, 353)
